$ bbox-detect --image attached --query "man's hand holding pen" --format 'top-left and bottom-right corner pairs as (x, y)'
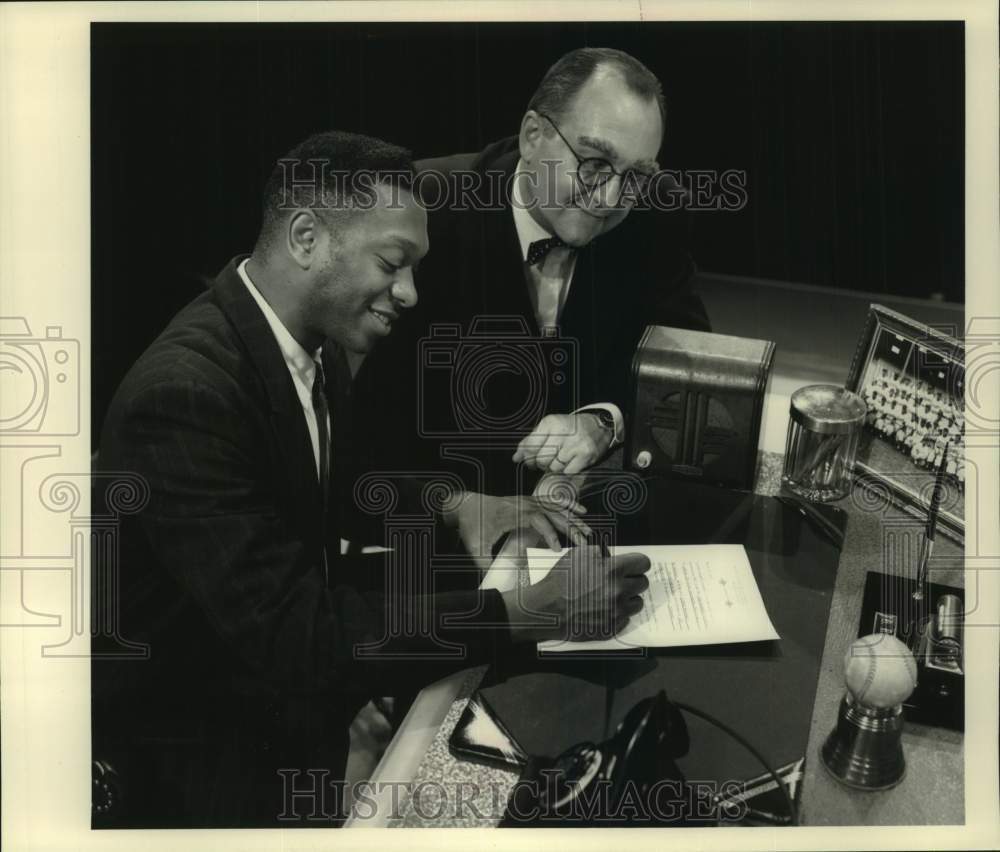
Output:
(501, 545), (651, 643)
(443, 477), (651, 643)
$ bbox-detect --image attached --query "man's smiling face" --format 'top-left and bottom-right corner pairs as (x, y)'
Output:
(519, 65), (663, 247)
(305, 182), (429, 354)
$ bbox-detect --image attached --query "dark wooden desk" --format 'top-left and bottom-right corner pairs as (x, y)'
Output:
(349, 447), (964, 828)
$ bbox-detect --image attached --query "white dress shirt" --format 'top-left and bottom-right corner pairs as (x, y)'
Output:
(511, 166), (578, 333)
(511, 163), (624, 445)
(237, 258), (328, 481)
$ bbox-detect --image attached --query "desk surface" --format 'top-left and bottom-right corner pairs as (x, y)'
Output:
(351, 448), (964, 829)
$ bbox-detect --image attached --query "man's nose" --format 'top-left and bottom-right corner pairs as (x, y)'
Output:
(391, 268), (418, 309)
(577, 175), (625, 210)
(602, 174), (628, 208)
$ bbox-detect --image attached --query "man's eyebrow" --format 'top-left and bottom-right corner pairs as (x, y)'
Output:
(381, 235), (427, 268)
(631, 155), (660, 174)
(578, 135), (619, 162)
(577, 135), (658, 174)
(381, 236), (420, 255)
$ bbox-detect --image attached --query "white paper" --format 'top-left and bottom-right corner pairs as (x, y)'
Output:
(525, 544), (780, 652)
(478, 530), (539, 593)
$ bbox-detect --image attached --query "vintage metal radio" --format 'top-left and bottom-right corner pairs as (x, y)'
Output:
(627, 326), (775, 489)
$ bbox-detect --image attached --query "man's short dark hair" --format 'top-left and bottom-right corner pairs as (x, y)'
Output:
(526, 47), (666, 129)
(259, 130), (414, 250)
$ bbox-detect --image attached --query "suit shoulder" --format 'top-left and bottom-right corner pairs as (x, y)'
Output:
(413, 137), (520, 203)
(415, 136), (517, 175)
(108, 292), (255, 413)
(415, 151), (479, 178)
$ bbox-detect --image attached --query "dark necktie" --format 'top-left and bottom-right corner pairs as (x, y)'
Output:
(526, 235), (566, 266)
(312, 359), (331, 579)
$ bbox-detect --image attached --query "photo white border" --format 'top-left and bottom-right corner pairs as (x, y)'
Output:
(1, 2), (997, 850)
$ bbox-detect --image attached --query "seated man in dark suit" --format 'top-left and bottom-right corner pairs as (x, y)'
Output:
(353, 47), (710, 500)
(93, 130), (650, 828)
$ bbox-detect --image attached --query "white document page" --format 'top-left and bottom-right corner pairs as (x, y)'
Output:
(524, 544), (779, 652)
(478, 531), (536, 594)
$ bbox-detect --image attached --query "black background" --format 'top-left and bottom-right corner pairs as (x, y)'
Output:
(92, 21), (964, 437)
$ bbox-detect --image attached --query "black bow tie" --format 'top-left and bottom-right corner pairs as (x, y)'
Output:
(526, 236), (567, 266)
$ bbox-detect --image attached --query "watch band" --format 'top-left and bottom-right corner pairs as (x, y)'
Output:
(584, 409), (614, 429)
(582, 409), (617, 445)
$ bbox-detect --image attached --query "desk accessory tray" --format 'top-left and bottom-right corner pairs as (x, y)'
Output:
(857, 570), (964, 731)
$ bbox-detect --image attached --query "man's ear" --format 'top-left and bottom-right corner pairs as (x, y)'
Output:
(519, 110), (545, 164)
(286, 209), (321, 269)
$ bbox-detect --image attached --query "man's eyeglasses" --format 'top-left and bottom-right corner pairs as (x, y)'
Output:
(537, 112), (655, 201)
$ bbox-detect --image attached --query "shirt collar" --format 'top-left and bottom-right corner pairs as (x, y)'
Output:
(511, 158), (560, 263)
(237, 258), (322, 385)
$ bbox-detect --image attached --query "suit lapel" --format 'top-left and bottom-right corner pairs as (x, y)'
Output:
(211, 258), (324, 534)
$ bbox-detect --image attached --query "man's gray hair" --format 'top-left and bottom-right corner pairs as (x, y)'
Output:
(526, 47), (666, 128)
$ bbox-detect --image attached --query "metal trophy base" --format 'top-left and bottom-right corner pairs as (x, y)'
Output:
(820, 694), (906, 791)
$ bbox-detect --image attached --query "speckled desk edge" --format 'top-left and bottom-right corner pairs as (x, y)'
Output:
(395, 665), (517, 827)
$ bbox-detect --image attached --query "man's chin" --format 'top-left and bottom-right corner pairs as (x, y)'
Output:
(341, 319), (395, 354)
(328, 330), (377, 356)
(555, 218), (604, 248)
(348, 337), (378, 355)
(556, 207), (627, 246)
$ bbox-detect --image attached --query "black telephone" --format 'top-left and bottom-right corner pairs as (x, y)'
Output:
(449, 689), (711, 826)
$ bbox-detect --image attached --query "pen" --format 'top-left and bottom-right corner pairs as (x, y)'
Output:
(745, 806), (792, 825)
(591, 531), (609, 558)
(584, 527), (609, 556)
(913, 442), (949, 602)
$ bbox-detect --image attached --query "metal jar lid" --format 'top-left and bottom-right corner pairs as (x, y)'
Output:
(789, 385), (868, 435)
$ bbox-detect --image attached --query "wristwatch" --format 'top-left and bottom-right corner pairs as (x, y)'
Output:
(582, 409), (617, 445)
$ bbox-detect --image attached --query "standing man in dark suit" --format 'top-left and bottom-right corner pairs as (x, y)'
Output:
(354, 47), (710, 498)
(93, 130), (650, 828)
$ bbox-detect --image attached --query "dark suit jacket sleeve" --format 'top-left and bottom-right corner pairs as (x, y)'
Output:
(112, 378), (511, 696)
